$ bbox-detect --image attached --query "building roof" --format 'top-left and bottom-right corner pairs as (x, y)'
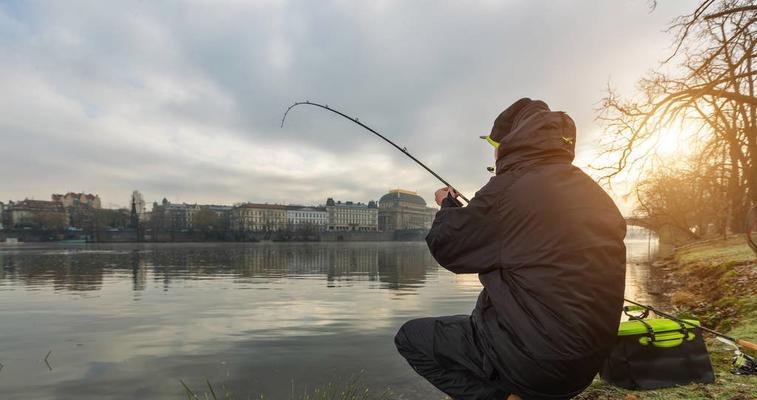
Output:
(325, 198), (377, 208)
(388, 188), (417, 195)
(234, 203), (286, 210)
(379, 189), (427, 207)
(285, 205), (327, 211)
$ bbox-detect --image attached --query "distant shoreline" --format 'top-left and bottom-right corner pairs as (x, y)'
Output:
(0, 228), (430, 244)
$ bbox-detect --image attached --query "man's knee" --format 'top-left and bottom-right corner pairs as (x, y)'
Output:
(394, 318), (434, 356)
(394, 319), (415, 353)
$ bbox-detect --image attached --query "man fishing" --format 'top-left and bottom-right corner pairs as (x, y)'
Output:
(394, 98), (627, 400)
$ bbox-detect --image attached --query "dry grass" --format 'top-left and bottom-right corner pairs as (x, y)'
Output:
(675, 237), (754, 266)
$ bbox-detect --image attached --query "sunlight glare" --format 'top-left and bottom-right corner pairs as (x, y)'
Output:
(655, 126), (683, 155)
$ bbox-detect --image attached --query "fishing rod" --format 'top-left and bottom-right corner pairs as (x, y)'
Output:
(623, 298), (757, 351)
(281, 101), (753, 353)
(280, 101), (470, 203)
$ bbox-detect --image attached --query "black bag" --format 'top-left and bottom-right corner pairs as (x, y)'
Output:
(600, 316), (715, 389)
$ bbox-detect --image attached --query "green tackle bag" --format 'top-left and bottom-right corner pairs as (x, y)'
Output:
(600, 316), (715, 389)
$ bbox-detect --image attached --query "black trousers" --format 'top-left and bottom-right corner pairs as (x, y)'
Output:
(394, 315), (511, 400)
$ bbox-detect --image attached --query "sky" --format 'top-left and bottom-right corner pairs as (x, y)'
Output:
(0, 0), (694, 211)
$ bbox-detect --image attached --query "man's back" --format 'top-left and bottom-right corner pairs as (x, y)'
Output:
(478, 162), (627, 360)
(424, 99), (627, 398)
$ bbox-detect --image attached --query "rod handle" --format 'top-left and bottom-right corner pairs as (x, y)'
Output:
(736, 339), (757, 352)
(447, 187), (469, 204)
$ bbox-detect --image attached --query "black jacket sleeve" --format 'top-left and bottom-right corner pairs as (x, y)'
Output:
(425, 181), (501, 274)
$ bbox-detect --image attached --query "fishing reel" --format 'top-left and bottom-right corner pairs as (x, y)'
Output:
(717, 337), (757, 375)
(731, 350), (757, 375)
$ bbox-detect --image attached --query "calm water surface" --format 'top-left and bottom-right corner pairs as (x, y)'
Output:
(0, 235), (659, 399)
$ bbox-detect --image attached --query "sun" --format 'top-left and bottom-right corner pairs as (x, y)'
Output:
(654, 126), (684, 156)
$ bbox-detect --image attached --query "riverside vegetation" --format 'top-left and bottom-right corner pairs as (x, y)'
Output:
(581, 1), (757, 397)
(578, 237), (757, 400)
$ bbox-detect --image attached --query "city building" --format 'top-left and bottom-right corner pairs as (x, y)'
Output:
(5, 199), (69, 229)
(52, 192), (101, 209)
(325, 198), (378, 232)
(0, 201), (4, 230)
(285, 206), (328, 229)
(378, 189), (437, 232)
(230, 203), (287, 232)
(150, 199), (201, 231)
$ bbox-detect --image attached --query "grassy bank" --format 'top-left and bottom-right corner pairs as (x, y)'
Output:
(180, 375), (392, 400)
(578, 237), (757, 400)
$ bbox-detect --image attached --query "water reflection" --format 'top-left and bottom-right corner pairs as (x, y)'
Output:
(0, 243), (436, 294)
(623, 228), (665, 309)
(0, 236), (659, 399)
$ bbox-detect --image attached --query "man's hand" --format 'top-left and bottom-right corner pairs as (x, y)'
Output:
(434, 186), (459, 206)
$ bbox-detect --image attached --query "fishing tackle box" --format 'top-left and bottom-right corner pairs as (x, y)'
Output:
(600, 315), (715, 389)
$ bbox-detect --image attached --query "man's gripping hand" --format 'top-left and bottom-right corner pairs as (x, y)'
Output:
(434, 187), (460, 207)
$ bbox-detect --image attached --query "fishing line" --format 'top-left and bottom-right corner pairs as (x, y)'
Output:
(281, 101), (470, 203)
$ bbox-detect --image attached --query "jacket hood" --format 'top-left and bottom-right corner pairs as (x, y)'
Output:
(494, 100), (576, 174)
(488, 97), (532, 143)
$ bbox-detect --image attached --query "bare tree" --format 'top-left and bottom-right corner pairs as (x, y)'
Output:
(633, 152), (729, 241)
(597, 0), (755, 235)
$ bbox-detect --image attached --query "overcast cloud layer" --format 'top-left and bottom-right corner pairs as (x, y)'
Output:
(0, 1), (692, 210)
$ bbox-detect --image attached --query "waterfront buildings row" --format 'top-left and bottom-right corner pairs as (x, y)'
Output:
(221, 200), (378, 232)
(52, 192), (101, 209)
(149, 189), (435, 234)
(2, 198), (70, 230)
(1, 189), (438, 237)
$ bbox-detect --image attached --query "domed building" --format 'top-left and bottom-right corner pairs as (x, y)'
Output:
(378, 189), (437, 233)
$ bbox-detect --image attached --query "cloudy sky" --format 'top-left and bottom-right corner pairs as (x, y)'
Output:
(0, 1), (692, 210)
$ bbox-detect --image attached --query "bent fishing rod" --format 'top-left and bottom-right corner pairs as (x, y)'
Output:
(280, 101), (470, 203)
(624, 298), (757, 351)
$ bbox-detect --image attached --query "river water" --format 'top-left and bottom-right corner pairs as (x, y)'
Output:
(0, 234), (659, 399)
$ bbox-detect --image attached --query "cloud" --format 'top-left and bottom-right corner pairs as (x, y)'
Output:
(0, 1), (691, 210)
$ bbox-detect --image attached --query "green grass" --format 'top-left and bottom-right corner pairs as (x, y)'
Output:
(728, 296), (757, 343)
(675, 237), (754, 265)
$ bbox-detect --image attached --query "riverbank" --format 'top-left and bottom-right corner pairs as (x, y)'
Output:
(578, 237), (757, 400)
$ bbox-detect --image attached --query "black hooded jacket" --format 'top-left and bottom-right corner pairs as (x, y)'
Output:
(426, 100), (626, 398)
